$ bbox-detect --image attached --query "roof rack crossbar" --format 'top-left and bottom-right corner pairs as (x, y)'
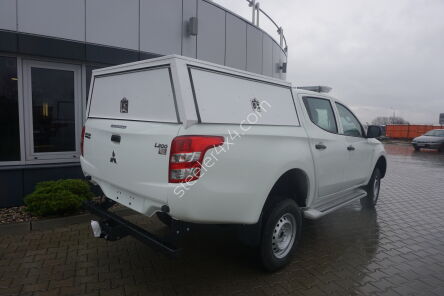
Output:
(296, 86), (332, 93)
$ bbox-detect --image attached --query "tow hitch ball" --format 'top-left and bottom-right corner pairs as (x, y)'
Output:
(90, 220), (102, 238)
(90, 219), (128, 241)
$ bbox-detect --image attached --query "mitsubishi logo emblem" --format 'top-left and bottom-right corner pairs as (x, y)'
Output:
(110, 151), (117, 164)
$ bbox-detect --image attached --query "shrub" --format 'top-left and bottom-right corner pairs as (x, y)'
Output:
(25, 179), (93, 217)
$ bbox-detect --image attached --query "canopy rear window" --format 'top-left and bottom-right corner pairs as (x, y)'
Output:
(88, 67), (179, 123)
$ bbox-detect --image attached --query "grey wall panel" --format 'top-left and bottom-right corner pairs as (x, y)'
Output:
(19, 34), (85, 61)
(182, 0), (197, 58)
(86, 0), (139, 50)
(139, 51), (162, 60)
(196, 1), (225, 65)
(272, 42), (282, 79)
(0, 0), (17, 31)
(246, 24), (262, 74)
(140, 0), (182, 55)
(262, 34), (273, 77)
(17, 0), (85, 41)
(9, 0), (285, 80)
(85, 44), (139, 65)
(0, 31), (17, 52)
(225, 13), (246, 70)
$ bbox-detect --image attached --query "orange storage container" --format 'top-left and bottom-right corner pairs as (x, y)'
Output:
(385, 125), (443, 139)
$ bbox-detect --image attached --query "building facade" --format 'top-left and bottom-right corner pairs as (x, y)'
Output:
(0, 0), (287, 207)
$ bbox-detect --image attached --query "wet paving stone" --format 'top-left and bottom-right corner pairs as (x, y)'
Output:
(1, 144), (443, 296)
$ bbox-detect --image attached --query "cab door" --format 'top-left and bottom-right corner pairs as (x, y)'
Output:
(300, 96), (348, 200)
(334, 102), (373, 188)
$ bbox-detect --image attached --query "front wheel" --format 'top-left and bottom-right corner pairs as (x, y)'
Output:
(260, 199), (302, 272)
(413, 145), (420, 151)
(361, 168), (381, 208)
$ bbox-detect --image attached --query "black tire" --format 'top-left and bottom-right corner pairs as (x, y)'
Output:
(413, 145), (420, 151)
(156, 212), (172, 227)
(361, 168), (381, 208)
(259, 199), (302, 272)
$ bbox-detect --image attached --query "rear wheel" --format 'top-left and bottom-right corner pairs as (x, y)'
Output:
(361, 168), (381, 208)
(259, 199), (302, 272)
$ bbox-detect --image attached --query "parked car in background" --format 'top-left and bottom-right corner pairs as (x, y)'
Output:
(412, 129), (444, 152)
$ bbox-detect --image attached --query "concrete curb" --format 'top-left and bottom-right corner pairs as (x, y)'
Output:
(0, 207), (138, 235)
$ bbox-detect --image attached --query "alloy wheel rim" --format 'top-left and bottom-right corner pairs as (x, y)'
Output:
(272, 213), (296, 259)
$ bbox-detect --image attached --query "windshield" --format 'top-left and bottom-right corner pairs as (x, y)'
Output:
(424, 130), (444, 137)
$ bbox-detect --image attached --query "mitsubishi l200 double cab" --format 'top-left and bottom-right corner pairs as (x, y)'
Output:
(81, 55), (386, 271)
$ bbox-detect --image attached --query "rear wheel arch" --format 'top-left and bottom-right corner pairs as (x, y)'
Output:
(261, 169), (309, 218)
(237, 169), (309, 248)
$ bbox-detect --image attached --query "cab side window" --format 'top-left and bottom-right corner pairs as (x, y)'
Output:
(335, 103), (364, 137)
(303, 97), (338, 133)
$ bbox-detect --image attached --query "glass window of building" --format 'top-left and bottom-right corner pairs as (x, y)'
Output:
(0, 57), (20, 162)
(31, 68), (76, 153)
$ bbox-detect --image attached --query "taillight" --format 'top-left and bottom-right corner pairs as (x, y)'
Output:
(80, 126), (85, 156)
(169, 135), (224, 183)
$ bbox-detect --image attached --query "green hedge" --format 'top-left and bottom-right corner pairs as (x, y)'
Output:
(25, 179), (93, 217)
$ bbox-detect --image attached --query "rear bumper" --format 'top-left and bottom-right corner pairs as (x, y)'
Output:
(83, 200), (180, 255)
(81, 156), (168, 217)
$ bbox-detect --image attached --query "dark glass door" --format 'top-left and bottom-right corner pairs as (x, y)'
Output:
(24, 61), (81, 161)
(0, 56), (21, 162)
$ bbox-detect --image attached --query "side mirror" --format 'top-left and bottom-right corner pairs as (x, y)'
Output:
(366, 125), (382, 138)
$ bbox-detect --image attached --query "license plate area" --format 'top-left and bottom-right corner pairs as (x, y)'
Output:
(113, 188), (143, 210)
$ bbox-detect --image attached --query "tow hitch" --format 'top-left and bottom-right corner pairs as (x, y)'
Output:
(83, 200), (181, 256)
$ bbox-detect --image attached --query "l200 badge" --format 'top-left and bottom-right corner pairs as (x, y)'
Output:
(155, 143), (168, 155)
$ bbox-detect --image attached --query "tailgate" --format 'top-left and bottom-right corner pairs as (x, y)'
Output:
(81, 66), (181, 215)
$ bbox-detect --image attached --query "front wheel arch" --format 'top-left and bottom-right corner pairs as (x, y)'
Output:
(375, 156), (387, 178)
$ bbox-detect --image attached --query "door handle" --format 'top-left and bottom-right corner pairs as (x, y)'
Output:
(347, 145), (355, 151)
(315, 143), (327, 150)
(111, 134), (121, 143)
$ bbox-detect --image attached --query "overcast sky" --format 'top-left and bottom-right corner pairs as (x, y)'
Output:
(214, 0), (444, 124)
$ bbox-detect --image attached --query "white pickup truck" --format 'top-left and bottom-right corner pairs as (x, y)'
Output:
(81, 55), (386, 271)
